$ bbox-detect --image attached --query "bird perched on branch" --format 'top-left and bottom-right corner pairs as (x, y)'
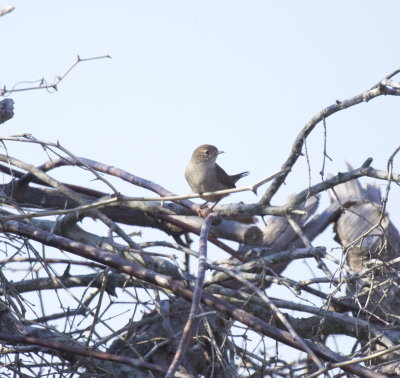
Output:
(185, 144), (249, 204)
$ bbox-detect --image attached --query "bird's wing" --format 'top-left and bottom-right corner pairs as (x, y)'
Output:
(215, 164), (249, 188)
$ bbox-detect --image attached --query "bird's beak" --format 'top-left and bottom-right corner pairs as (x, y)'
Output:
(217, 150), (225, 155)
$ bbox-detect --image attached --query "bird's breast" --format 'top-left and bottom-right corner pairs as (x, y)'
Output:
(185, 162), (222, 193)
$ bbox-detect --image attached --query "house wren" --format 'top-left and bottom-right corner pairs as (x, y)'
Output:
(185, 144), (249, 203)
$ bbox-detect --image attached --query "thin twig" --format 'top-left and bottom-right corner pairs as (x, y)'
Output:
(21, 136), (120, 195)
(308, 343), (400, 378)
(0, 6), (15, 17)
(0, 55), (111, 96)
(0, 168), (289, 221)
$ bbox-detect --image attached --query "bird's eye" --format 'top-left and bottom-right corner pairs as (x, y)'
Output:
(205, 150), (209, 156)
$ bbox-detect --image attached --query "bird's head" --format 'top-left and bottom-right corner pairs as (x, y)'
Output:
(192, 144), (224, 164)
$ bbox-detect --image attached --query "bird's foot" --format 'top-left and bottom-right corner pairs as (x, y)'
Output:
(197, 204), (212, 218)
(199, 202), (209, 210)
(196, 200), (221, 217)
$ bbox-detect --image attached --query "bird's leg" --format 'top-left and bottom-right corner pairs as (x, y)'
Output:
(199, 201), (210, 210)
(196, 203), (210, 218)
(208, 199), (221, 212)
(196, 199), (221, 217)
(197, 200), (222, 219)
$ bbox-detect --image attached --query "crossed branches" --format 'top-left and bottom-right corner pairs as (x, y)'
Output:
(0, 64), (400, 377)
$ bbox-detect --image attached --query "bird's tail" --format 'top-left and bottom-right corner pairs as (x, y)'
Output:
(231, 171), (249, 184)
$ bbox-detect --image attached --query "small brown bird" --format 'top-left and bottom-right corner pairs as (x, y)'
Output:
(185, 144), (249, 203)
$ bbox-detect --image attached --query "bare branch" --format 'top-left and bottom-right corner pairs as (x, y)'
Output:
(0, 55), (111, 96)
(0, 5), (15, 17)
(259, 76), (400, 205)
(166, 214), (215, 377)
(0, 219), (387, 376)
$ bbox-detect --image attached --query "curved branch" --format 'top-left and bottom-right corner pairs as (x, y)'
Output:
(259, 76), (400, 205)
(0, 153), (140, 249)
